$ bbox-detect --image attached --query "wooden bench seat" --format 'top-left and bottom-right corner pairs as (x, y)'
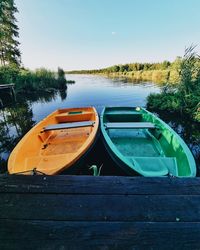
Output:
(105, 122), (156, 129)
(43, 121), (94, 131)
(55, 111), (93, 118)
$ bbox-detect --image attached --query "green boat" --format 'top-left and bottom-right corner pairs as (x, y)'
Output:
(101, 107), (196, 177)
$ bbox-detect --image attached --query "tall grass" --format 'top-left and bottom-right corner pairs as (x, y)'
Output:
(147, 46), (200, 122)
(0, 66), (68, 92)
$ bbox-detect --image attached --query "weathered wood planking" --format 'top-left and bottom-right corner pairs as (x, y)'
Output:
(1, 220), (200, 250)
(1, 175), (200, 249)
(1, 193), (200, 222)
(1, 175), (200, 194)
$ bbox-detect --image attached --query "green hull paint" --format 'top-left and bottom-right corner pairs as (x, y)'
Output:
(101, 107), (196, 177)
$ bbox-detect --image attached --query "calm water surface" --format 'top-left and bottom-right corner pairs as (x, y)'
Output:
(31, 74), (161, 121)
(0, 74), (199, 175)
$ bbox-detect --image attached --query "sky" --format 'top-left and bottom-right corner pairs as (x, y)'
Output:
(15, 0), (200, 70)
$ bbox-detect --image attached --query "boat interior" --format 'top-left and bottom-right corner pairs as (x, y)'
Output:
(10, 108), (98, 175)
(103, 107), (179, 176)
(38, 108), (97, 156)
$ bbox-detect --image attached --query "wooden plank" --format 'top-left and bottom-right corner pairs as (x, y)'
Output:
(43, 121), (94, 131)
(0, 83), (14, 89)
(105, 122), (155, 129)
(1, 175), (200, 195)
(0, 220), (200, 249)
(0, 193), (200, 222)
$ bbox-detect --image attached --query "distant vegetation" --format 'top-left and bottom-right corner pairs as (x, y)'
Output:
(0, 0), (74, 92)
(68, 46), (200, 122)
(147, 46), (200, 122)
(66, 58), (182, 84)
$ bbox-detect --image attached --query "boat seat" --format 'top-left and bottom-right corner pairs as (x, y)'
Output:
(105, 122), (155, 129)
(43, 121), (95, 131)
(105, 111), (142, 116)
(105, 112), (143, 122)
(128, 156), (178, 176)
(55, 111), (93, 118)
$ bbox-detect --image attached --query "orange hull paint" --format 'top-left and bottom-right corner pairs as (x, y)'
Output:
(8, 107), (99, 175)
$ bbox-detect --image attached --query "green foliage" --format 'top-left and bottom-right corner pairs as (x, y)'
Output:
(67, 60), (172, 76)
(67, 59), (178, 84)
(147, 46), (200, 122)
(0, 0), (21, 66)
(194, 104), (200, 122)
(147, 93), (181, 111)
(0, 65), (19, 83)
(178, 46), (199, 94)
(112, 65), (120, 72)
(0, 66), (68, 92)
(57, 67), (67, 89)
(170, 57), (182, 71)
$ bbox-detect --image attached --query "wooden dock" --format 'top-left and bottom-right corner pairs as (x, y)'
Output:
(1, 175), (200, 249)
(0, 84), (16, 106)
(0, 84), (15, 90)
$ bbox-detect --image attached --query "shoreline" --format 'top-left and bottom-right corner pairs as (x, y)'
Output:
(66, 69), (180, 84)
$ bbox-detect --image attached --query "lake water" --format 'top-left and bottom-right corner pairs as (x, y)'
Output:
(31, 74), (161, 121)
(0, 74), (199, 175)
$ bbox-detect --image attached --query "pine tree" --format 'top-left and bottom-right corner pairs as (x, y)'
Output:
(0, 0), (21, 66)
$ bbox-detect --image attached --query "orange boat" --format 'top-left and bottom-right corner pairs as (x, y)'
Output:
(8, 107), (99, 175)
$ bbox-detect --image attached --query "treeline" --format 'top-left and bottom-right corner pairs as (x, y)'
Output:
(67, 58), (183, 83)
(67, 60), (173, 74)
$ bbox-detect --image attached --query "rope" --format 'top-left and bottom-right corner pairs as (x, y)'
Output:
(11, 168), (46, 175)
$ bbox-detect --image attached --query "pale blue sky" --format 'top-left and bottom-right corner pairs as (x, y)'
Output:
(15, 0), (200, 70)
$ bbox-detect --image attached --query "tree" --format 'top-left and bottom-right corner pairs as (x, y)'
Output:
(171, 56), (182, 71)
(0, 0), (21, 66)
(161, 60), (171, 69)
(112, 65), (120, 72)
(119, 64), (129, 72)
(57, 67), (67, 89)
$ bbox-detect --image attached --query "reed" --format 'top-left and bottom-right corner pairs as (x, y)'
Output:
(147, 46), (200, 122)
(0, 66), (69, 92)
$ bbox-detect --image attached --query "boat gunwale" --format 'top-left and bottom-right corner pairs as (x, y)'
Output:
(100, 106), (196, 177)
(142, 108), (196, 177)
(8, 106), (99, 175)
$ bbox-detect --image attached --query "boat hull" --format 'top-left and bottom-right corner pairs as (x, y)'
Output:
(8, 107), (99, 175)
(101, 107), (196, 177)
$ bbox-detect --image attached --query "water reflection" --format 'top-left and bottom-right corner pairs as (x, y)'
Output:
(0, 75), (199, 175)
(0, 87), (68, 173)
